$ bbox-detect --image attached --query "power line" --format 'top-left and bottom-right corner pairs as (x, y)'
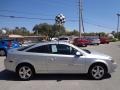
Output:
(85, 21), (115, 30)
(41, 0), (75, 7)
(0, 14), (115, 30)
(66, 19), (115, 30)
(0, 10), (53, 16)
(0, 15), (54, 21)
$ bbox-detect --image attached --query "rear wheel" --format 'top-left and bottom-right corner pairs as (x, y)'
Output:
(0, 49), (6, 56)
(16, 65), (34, 80)
(89, 64), (107, 80)
(97, 43), (99, 45)
(107, 42), (109, 44)
(84, 44), (87, 47)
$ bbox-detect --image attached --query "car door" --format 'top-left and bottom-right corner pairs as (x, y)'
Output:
(46, 44), (86, 73)
(26, 45), (51, 73)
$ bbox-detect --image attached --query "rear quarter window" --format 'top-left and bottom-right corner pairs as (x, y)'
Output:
(18, 44), (35, 51)
(26, 45), (51, 53)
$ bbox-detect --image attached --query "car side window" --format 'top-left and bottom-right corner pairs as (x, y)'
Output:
(51, 44), (77, 55)
(57, 44), (71, 55)
(27, 45), (51, 53)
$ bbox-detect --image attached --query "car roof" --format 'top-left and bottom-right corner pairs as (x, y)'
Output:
(35, 41), (70, 46)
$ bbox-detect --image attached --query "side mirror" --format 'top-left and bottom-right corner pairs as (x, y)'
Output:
(75, 52), (82, 56)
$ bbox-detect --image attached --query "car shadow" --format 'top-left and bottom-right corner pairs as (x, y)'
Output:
(0, 70), (111, 81)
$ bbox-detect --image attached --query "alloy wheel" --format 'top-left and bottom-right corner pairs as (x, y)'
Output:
(18, 66), (33, 80)
(0, 50), (5, 56)
(91, 65), (105, 80)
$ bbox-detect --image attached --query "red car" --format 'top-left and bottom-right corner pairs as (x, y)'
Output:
(73, 38), (89, 47)
(100, 37), (110, 44)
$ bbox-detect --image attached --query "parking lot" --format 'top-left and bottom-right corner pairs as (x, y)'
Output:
(0, 41), (120, 90)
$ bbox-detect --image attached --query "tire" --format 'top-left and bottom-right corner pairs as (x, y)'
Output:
(88, 64), (107, 80)
(16, 64), (34, 80)
(0, 49), (6, 56)
(84, 44), (87, 47)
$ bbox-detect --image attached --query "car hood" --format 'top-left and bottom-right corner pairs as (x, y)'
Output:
(86, 50), (112, 60)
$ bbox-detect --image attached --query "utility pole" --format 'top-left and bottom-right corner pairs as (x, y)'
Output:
(79, 0), (84, 38)
(117, 13), (120, 39)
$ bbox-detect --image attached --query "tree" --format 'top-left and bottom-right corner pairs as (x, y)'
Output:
(20, 27), (30, 36)
(65, 29), (79, 36)
(52, 24), (66, 36)
(33, 23), (52, 40)
(72, 30), (79, 36)
(98, 32), (106, 37)
(33, 24), (39, 35)
(111, 31), (116, 36)
(32, 23), (66, 40)
(6, 27), (30, 35)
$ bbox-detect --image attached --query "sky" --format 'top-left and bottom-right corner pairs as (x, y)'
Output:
(0, 0), (120, 33)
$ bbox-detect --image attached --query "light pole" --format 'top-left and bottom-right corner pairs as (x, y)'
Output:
(117, 13), (120, 39)
(79, 0), (84, 38)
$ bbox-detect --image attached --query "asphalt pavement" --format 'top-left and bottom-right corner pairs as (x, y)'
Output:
(0, 42), (120, 90)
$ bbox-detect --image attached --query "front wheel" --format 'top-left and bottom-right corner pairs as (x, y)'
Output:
(17, 65), (34, 80)
(89, 64), (107, 80)
(97, 43), (100, 45)
(83, 44), (87, 47)
(107, 42), (109, 44)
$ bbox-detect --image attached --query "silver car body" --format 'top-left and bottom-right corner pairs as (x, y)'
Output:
(4, 41), (117, 74)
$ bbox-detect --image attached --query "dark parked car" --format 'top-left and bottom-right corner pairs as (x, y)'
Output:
(0, 39), (20, 56)
(73, 38), (89, 47)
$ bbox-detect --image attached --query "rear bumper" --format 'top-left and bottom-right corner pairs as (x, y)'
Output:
(90, 41), (100, 44)
(4, 58), (16, 72)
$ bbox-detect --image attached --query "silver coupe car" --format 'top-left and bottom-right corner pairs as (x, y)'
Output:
(4, 41), (117, 80)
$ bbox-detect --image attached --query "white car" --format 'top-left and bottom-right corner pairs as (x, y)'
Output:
(4, 41), (117, 80)
(51, 37), (58, 41)
(58, 37), (70, 43)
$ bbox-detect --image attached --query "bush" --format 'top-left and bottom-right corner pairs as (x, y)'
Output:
(109, 38), (118, 42)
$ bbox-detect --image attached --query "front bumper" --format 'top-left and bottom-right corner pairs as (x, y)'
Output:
(108, 62), (117, 73)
